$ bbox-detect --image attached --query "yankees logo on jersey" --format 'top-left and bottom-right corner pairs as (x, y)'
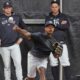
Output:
(1, 17), (15, 26)
(49, 17), (60, 27)
(53, 18), (59, 26)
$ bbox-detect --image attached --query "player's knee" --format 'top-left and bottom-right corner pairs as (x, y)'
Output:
(38, 67), (46, 76)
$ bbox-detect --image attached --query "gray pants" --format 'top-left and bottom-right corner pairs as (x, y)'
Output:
(0, 44), (23, 80)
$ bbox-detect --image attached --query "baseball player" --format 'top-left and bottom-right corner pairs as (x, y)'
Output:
(0, 1), (26, 80)
(45, 1), (71, 80)
(13, 20), (63, 80)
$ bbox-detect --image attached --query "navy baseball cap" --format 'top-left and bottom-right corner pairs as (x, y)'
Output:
(45, 20), (55, 27)
(3, 2), (12, 8)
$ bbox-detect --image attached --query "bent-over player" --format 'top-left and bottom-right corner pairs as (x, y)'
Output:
(13, 20), (63, 80)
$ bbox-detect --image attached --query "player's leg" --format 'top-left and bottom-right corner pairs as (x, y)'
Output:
(37, 67), (46, 80)
(37, 58), (48, 80)
(11, 44), (23, 80)
(0, 47), (11, 80)
(63, 66), (71, 80)
(27, 52), (38, 80)
(60, 44), (70, 66)
(49, 53), (59, 80)
(59, 44), (71, 80)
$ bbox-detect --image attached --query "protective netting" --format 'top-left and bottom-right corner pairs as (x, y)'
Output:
(0, 0), (80, 80)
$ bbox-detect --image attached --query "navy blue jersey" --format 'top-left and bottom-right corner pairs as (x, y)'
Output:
(0, 13), (26, 47)
(30, 32), (56, 58)
(45, 12), (70, 43)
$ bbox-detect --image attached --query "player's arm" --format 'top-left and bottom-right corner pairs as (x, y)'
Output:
(57, 16), (70, 30)
(16, 37), (23, 44)
(13, 25), (31, 40)
(18, 15), (26, 29)
(59, 19), (69, 30)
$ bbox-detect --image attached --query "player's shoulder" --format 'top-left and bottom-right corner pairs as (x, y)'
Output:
(45, 12), (52, 18)
(0, 13), (2, 16)
(60, 13), (68, 18)
(12, 13), (22, 18)
(45, 12), (53, 22)
(0, 13), (5, 17)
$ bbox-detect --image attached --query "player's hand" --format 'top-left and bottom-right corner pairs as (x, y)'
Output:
(13, 25), (21, 32)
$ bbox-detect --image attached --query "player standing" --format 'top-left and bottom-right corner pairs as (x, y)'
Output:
(45, 1), (71, 80)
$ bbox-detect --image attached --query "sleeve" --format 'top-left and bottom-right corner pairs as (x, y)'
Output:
(56, 15), (70, 30)
(18, 15), (26, 29)
(31, 32), (41, 40)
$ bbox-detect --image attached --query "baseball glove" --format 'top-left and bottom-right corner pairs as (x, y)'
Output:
(52, 42), (63, 58)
